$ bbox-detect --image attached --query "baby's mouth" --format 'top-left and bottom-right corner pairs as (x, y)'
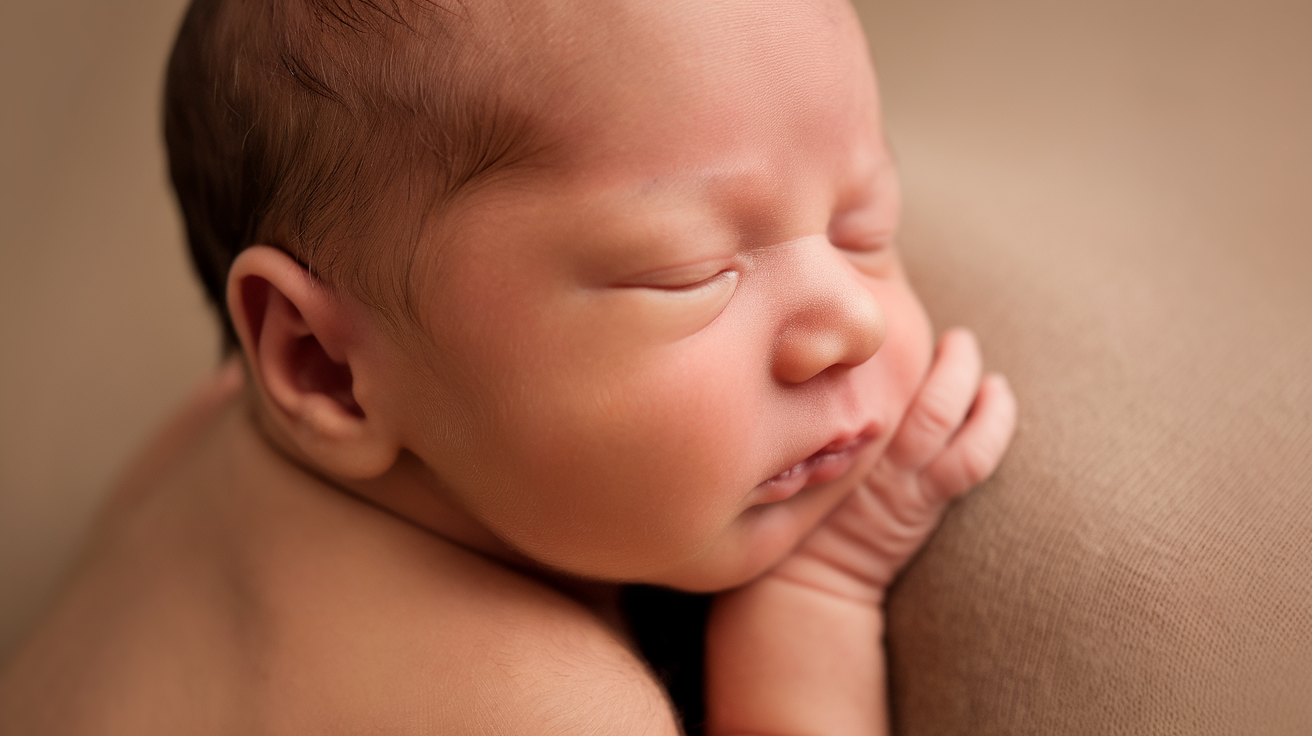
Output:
(755, 432), (875, 504)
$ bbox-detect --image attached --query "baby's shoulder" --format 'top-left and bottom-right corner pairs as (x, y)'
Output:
(0, 494), (678, 736)
(256, 532), (680, 735)
(0, 402), (678, 736)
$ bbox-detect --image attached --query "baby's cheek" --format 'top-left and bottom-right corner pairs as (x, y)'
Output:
(868, 289), (934, 419)
(495, 358), (753, 564)
(891, 285), (934, 372)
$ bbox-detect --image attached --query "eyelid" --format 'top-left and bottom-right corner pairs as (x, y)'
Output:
(648, 269), (737, 293)
(830, 177), (899, 252)
(618, 262), (738, 291)
(831, 231), (893, 253)
(828, 212), (895, 253)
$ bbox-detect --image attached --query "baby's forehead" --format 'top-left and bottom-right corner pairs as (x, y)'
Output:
(464, 0), (873, 129)
(469, 1), (879, 178)
(428, 0), (887, 238)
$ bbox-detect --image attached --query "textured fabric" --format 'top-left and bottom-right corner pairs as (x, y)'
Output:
(854, 0), (1312, 732)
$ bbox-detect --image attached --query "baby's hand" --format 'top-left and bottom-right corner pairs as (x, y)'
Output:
(707, 329), (1013, 734)
(770, 327), (1017, 603)
(704, 329), (1015, 735)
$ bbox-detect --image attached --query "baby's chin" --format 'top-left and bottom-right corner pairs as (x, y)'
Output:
(640, 477), (862, 593)
(652, 433), (893, 592)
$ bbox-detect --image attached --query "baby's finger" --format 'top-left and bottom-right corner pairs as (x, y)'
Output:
(886, 328), (983, 470)
(920, 372), (1017, 503)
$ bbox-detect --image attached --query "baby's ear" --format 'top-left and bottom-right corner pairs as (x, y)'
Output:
(226, 246), (400, 480)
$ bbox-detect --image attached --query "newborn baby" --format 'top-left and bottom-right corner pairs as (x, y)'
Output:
(0, 0), (1016, 733)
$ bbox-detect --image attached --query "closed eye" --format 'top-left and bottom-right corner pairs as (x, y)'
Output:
(832, 234), (892, 253)
(839, 242), (897, 278)
(617, 259), (740, 292)
(830, 210), (897, 276)
(829, 210), (895, 254)
(639, 268), (738, 293)
(607, 265), (739, 339)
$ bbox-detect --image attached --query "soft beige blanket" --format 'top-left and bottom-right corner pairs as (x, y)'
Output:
(861, 0), (1312, 731)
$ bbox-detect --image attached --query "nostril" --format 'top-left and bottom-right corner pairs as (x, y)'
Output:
(772, 329), (841, 384)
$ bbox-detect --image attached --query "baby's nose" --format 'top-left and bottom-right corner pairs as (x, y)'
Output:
(771, 244), (886, 385)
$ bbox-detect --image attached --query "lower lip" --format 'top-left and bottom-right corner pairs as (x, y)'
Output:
(754, 436), (873, 504)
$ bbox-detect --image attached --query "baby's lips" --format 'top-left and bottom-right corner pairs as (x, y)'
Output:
(815, 432), (872, 457)
(754, 431), (877, 504)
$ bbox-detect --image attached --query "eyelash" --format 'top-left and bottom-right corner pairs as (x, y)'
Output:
(829, 215), (895, 251)
(645, 269), (737, 293)
(834, 236), (891, 253)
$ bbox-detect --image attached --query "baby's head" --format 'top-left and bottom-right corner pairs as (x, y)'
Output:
(166, 0), (934, 591)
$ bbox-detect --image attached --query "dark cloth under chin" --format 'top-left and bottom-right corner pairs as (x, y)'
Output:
(621, 585), (712, 736)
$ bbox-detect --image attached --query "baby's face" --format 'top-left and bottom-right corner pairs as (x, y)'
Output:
(379, 0), (932, 590)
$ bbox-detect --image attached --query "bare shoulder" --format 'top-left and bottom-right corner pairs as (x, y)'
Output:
(220, 417), (680, 733)
(0, 402), (679, 735)
(251, 512), (681, 735)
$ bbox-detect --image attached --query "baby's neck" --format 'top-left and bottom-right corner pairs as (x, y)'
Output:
(248, 399), (633, 636)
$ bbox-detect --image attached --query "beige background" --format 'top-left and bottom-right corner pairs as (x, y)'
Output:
(856, 1), (1312, 732)
(0, 0), (216, 660)
(2, 1), (1310, 727)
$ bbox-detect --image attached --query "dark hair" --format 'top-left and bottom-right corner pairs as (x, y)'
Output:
(164, 0), (538, 346)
